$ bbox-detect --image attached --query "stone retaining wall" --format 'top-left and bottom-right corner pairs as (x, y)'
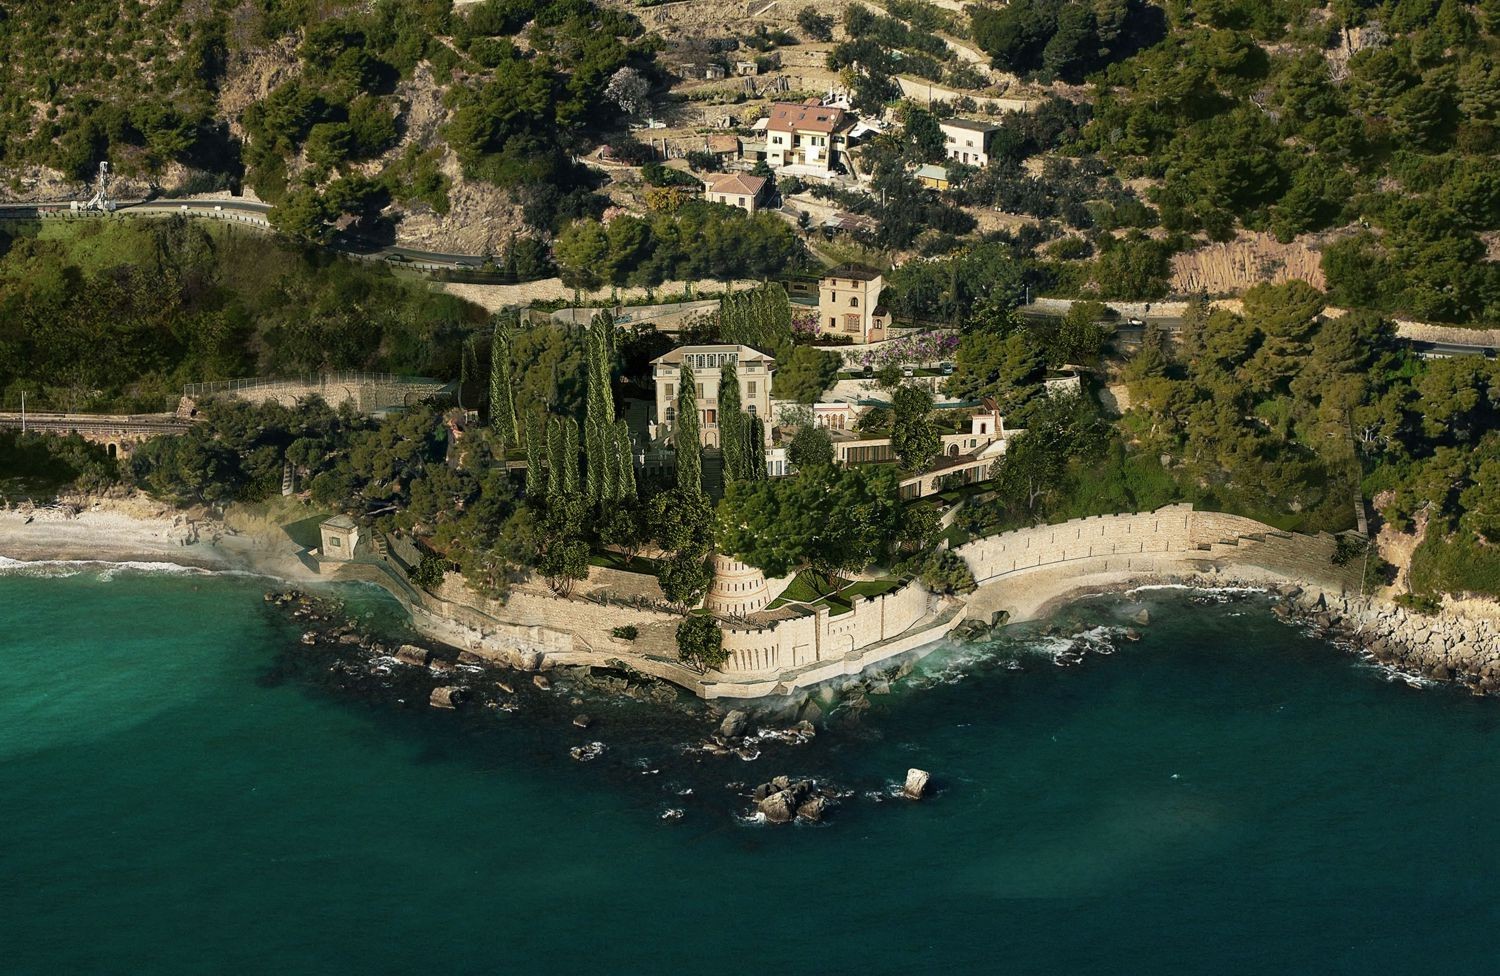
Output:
(955, 505), (1364, 620)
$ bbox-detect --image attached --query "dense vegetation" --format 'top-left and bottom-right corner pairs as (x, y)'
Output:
(0, 219), (483, 411)
(0, 0), (661, 239)
(1062, 0), (1500, 322)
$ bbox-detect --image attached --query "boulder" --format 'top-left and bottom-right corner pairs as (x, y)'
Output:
(759, 789), (798, 824)
(457, 650), (485, 665)
(533, 675), (552, 691)
(514, 650), (541, 672)
(573, 714), (592, 729)
(793, 719), (817, 738)
(903, 768), (931, 800)
(1131, 608), (1151, 626)
(395, 644), (429, 667)
(496, 680), (515, 695)
(429, 686), (466, 709)
(719, 709), (749, 739)
(796, 796), (828, 822)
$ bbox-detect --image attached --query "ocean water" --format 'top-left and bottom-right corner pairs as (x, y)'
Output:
(2, 569), (1498, 975)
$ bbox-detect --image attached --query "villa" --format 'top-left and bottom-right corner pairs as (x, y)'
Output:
(761, 100), (854, 174)
(650, 344), (775, 449)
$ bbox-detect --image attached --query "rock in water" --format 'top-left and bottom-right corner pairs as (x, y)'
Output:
(573, 714), (592, 729)
(719, 709), (749, 739)
(904, 768), (930, 800)
(759, 790), (798, 824)
(429, 686), (465, 710)
(1132, 608), (1151, 626)
(532, 675), (552, 691)
(796, 796), (828, 822)
(395, 644), (429, 667)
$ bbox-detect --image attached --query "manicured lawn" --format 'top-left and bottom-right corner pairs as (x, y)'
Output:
(766, 570), (904, 615)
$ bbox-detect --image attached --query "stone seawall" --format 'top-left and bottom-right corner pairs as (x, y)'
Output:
(955, 505), (1365, 623)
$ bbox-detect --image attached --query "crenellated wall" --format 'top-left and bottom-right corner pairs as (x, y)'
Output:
(717, 577), (934, 678)
(954, 505), (1364, 620)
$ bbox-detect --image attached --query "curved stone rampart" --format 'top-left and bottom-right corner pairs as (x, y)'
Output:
(954, 505), (1364, 622)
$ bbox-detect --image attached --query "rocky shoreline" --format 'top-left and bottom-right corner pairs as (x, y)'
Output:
(1275, 588), (1500, 695)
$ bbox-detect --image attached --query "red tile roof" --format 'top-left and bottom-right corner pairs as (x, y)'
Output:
(706, 173), (767, 197)
(766, 102), (846, 134)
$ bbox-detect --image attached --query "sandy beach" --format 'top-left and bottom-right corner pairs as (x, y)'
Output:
(0, 495), (322, 581)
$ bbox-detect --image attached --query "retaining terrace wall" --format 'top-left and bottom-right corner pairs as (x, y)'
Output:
(718, 578), (933, 678)
(954, 505), (1364, 613)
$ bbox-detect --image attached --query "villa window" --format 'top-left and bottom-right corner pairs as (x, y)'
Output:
(850, 296), (858, 307)
(706, 409), (717, 424)
(665, 383), (674, 398)
(665, 406), (675, 422)
(747, 381), (756, 396)
(697, 383), (705, 398)
(747, 404), (757, 416)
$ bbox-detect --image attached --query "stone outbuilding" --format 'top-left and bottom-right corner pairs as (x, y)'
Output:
(319, 514), (360, 562)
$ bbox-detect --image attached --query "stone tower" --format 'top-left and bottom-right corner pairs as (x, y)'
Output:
(702, 553), (771, 617)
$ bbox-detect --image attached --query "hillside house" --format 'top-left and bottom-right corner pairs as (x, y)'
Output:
(702, 172), (768, 213)
(939, 118), (1001, 168)
(817, 264), (891, 343)
(763, 101), (853, 174)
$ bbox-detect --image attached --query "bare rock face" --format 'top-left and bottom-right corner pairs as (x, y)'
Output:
(396, 644), (430, 667)
(513, 650), (541, 672)
(719, 709), (749, 739)
(904, 768), (931, 800)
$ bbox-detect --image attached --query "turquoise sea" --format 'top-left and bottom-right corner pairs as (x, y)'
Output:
(2, 567), (1498, 975)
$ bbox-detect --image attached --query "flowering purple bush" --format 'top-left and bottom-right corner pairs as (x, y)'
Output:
(854, 330), (960, 369)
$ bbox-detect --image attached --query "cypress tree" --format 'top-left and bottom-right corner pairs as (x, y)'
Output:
(489, 317), (518, 446)
(546, 416), (566, 500)
(562, 416), (581, 495)
(675, 361), (702, 496)
(612, 418), (636, 500)
(525, 411), (546, 498)
(746, 415), (766, 480)
(718, 359), (743, 482)
(584, 313), (618, 506)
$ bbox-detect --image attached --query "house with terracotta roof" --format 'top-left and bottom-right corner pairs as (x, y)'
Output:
(763, 100), (854, 174)
(703, 172), (768, 213)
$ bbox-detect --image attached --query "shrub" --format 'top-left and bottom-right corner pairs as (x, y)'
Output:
(611, 625), (638, 641)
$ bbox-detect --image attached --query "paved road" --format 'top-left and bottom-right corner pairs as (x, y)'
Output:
(1021, 301), (1497, 357)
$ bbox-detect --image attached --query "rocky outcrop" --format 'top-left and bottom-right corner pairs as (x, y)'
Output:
(903, 768), (930, 799)
(429, 686), (466, 709)
(1283, 588), (1500, 694)
(719, 709), (749, 738)
(751, 775), (838, 824)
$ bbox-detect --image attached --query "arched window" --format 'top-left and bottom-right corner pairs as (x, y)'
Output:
(747, 404), (757, 416)
(850, 296), (859, 308)
(665, 406), (675, 423)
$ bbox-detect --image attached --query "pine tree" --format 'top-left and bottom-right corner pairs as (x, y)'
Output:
(489, 316), (518, 446)
(675, 361), (702, 495)
(718, 358), (744, 482)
